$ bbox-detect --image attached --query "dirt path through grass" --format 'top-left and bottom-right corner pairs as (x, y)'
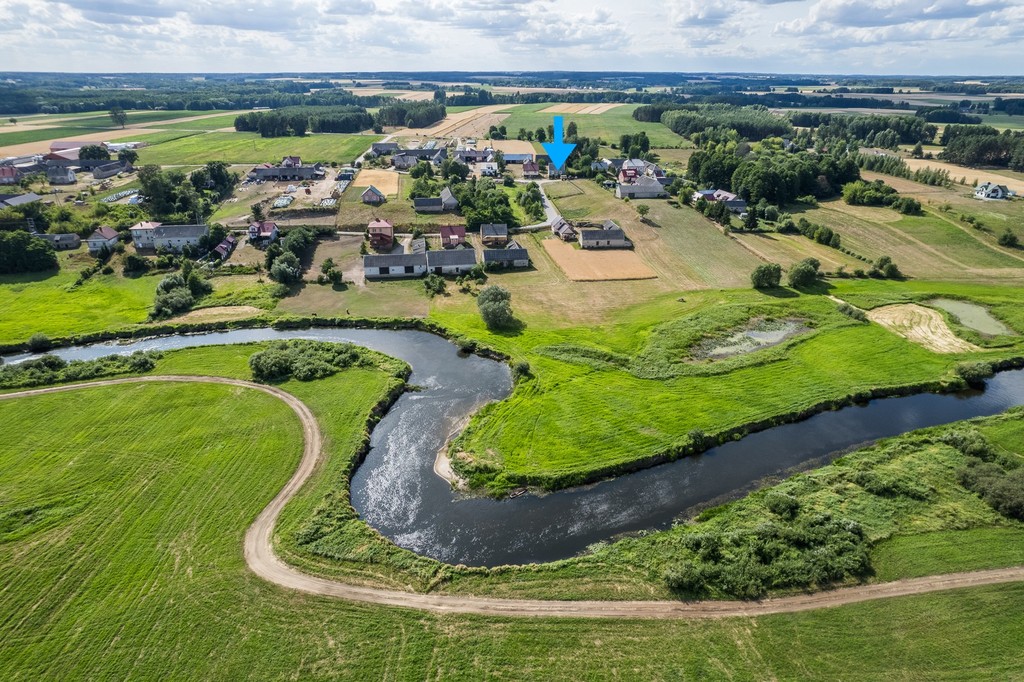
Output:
(4, 375), (1022, 619)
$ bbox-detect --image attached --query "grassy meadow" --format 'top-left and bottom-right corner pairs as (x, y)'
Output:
(497, 103), (690, 148)
(136, 131), (380, 165)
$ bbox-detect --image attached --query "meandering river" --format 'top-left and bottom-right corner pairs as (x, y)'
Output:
(7, 328), (1024, 567)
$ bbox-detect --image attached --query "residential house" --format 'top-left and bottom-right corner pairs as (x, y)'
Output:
(483, 240), (529, 269)
(522, 160), (540, 178)
(371, 142), (400, 155)
(693, 188), (747, 213)
(391, 154), (419, 171)
(129, 221), (163, 249)
(0, 192), (41, 208)
(481, 223), (509, 247)
(551, 217), (577, 241)
(440, 187), (458, 211)
(579, 221), (631, 249)
(368, 218), (394, 250)
(92, 161), (130, 180)
(361, 185), (386, 205)
(0, 166), (19, 185)
(414, 197), (443, 213)
(213, 235), (237, 261)
(615, 175), (668, 199)
(248, 220), (279, 243)
(35, 232), (81, 250)
(363, 253), (427, 278)
(426, 248), (477, 275)
(453, 149), (491, 164)
(281, 156), (302, 167)
(86, 226), (119, 254)
(975, 182), (1010, 200)
(151, 224), (209, 252)
(439, 225), (466, 249)
(46, 166), (76, 185)
(477, 162), (499, 177)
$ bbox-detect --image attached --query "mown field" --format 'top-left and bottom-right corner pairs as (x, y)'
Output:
(0, 124), (108, 147)
(136, 131), (380, 165)
(496, 103), (690, 148)
(54, 109), (239, 129)
(2, 349), (1024, 679)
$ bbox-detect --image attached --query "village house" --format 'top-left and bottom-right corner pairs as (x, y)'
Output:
(579, 220), (631, 249)
(248, 157), (326, 181)
(213, 235), (237, 261)
(975, 182), (1010, 200)
(391, 154), (419, 171)
(248, 220), (279, 243)
(0, 166), (20, 185)
(336, 169), (356, 182)
(368, 218), (394, 250)
(129, 221), (162, 249)
(483, 240), (530, 269)
(361, 185), (386, 205)
(502, 153), (533, 165)
(151, 224), (209, 252)
(693, 188), (748, 213)
(481, 223), (509, 247)
(363, 252), (427, 278)
(426, 248), (477, 275)
(440, 186), (458, 211)
(34, 232), (81, 250)
(92, 161), (131, 180)
(522, 160), (541, 178)
(453, 149), (491, 164)
(551, 216), (577, 241)
(615, 175), (668, 200)
(439, 225), (466, 249)
(371, 142), (400, 155)
(477, 162), (499, 177)
(85, 226), (119, 254)
(46, 166), (76, 185)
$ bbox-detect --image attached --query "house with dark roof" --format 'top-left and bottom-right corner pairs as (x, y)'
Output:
(86, 226), (119, 254)
(0, 192), (42, 208)
(693, 188), (747, 213)
(522, 160), (540, 178)
(363, 253), (427, 278)
(615, 175), (668, 200)
(248, 221), (279, 242)
(483, 240), (529, 269)
(92, 161), (131, 180)
(975, 182), (1010, 200)
(361, 186), (386, 205)
(371, 142), (400, 155)
(481, 223), (509, 247)
(392, 154), (419, 171)
(368, 218), (394, 250)
(579, 221), (631, 249)
(551, 217), (576, 241)
(35, 232), (81, 250)
(414, 197), (443, 213)
(47, 166), (76, 185)
(439, 225), (466, 249)
(454, 149), (491, 164)
(426, 248), (477, 275)
(152, 224), (209, 252)
(440, 187), (458, 211)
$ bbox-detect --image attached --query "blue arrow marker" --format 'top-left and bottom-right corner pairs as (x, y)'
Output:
(541, 115), (576, 172)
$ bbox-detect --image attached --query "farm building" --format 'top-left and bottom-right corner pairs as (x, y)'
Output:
(249, 158), (325, 181)
(426, 248), (477, 275)
(50, 140), (102, 153)
(616, 176), (668, 200)
(46, 166), (76, 185)
(35, 232), (81, 250)
(414, 197), (443, 213)
(522, 160), (541, 178)
(371, 142), (400, 155)
(152, 224), (209, 252)
(92, 161), (131, 180)
(86, 226), (119, 254)
(440, 187), (458, 211)
(975, 182), (1010, 200)
(368, 219), (394, 250)
(0, 166), (20, 185)
(363, 253), (427, 279)
(362, 186), (386, 205)
(454, 149), (492, 164)
(481, 223), (509, 247)
(502, 153), (533, 164)
(579, 221), (631, 249)
(0, 192), (41, 208)
(392, 154), (419, 171)
(483, 240), (529, 269)
(693, 188), (748, 213)
(248, 221), (279, 243)
(43, 150), (78, 166)
(551, 217), (577, 241)
(440, 225), (466, 249)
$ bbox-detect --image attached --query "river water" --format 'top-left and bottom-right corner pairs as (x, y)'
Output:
(7, 328), (1024, 567)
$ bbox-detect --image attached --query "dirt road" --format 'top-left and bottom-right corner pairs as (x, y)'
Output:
(5, 375), (1023, 619)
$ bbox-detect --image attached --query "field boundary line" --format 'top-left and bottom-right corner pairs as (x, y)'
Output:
(4, 376), (1024, 619)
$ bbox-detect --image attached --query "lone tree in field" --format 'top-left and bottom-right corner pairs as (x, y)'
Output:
(751, 263), (782, 289)
(8, 117), (15, 125)
(109, 106), (128, 129)
(636, 204), (650, 222)
(787, 258), (820, 288)
(477, 285), (515, 330)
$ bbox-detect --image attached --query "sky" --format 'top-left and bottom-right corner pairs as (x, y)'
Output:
(3, 0), (1023, 75)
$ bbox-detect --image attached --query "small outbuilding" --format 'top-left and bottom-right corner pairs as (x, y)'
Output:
(363, 253), (427, 278)
(481, 223), (509, 247)
(426, 248), (477, 275)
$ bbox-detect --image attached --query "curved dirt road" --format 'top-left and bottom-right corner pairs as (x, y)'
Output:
(5, 376), (1024, 619)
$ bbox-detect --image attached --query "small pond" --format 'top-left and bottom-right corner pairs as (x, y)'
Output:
(928, 298), (1015, 337)
(695, 319), (808, 360)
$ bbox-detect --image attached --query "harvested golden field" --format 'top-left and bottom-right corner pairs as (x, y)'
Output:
(422, 105), (514, 138)
(353, 168), (401, 196)
(902, 159), (1024, 195)
(540, 104), (624, 115)
(487, 139), (538, 155)
(542, 238), (657, 281)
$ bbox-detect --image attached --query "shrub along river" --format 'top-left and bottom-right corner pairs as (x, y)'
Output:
(7, 327), (1024, 567)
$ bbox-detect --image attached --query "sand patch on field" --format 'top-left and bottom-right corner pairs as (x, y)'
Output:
(175, 306), (264, 321)
(540, 103), (624, 115)
(867, 303), (981, 353)
(487, 139), (537, 155)
(542, 238), (656, 281)
(353, 169), (401, 195)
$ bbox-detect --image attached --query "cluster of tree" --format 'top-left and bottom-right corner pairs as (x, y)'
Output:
(249, 340), (366, 382)
(787, 257), (822, 288)
(79, 145), (110, 161)
(477, 285), (515, 330)
(234, 106), (374, 136)
(265, 226), (317, 284)
(374, 101), (446, 128)
(0, 351), (158, 389)
(790, 112), (936, 145)
(618, 131), (651, 159)
(451, 179), (517, 228)
(632, 103), (685, 123)
(841, 180), (921, 214)
(750, 262), (782, 289)
(693, 196), (733, 226)
(138, 165), (210, 223)
(0, 231), (58, 274)
(940, 127), (1024, 170)
(515, 182), (545, 221)
(150, 260), (212, 319)
(189, 162), (239, 202)
(661, 104), (793, 141)
(945, 428), (1024, 521)
(853, 152), (951, 186)
(729, 151), (861, 205)
(792, 217), (841, 249)
(695, 92), (911, 111)
(915, 107), (982, 124)
(992, 97), (1024, 116)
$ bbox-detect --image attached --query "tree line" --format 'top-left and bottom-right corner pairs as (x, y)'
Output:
(940, 126), (1024, 170)
(234, 106), (374, 136)
(661, 104), (794, 141)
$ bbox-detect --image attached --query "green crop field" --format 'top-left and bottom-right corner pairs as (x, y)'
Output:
(56, 109), (239, 129)
(0, 125), (108, 147)
(136, 131), (381, 165)
(497, 103), (690, 148)
(0, 249), (157, 346)
(158, 113), (249, 131)
(3, 347), (1024, 678)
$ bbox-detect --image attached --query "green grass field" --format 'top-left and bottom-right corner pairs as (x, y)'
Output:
(136, 131), (381, 165)
(0, 125), (107, 147)
(0, 249), (157, 345)
(56, 109), (238, 129)
(158, 113), (248, 131)
(497, 103), (690, 148)
(3, 352), (1024, 678)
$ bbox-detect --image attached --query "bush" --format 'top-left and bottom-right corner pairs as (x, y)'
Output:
(750, 263), (782, 289)
(787, 258), (820, 288)
(26, 333), (52, 352)
(955, 361), (994, 386)
(477, 285), (515, 330)
(765, 492), (800, 519)
(836, 302), (867, 322)
(512, 360), (531, 380)
(270, 251), (302, 284)
(248, 340), (367, 383)
(423, 273), (446, 298)
(998, 230), (1019, 248)
(0, 351), (161, 389)
(122, 253), (151, 275)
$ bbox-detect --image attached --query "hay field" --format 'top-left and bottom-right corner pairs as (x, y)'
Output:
(540, 104), (624, 115)
(732, 231), (865, 272)
(902, 158), (1024, 194)
(423, 105), (514, 139)
(542, 238), (657, 281)
(866, 303), (982, 353)
(487, 139), (537, 155)
(354, 168), (401, 195)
